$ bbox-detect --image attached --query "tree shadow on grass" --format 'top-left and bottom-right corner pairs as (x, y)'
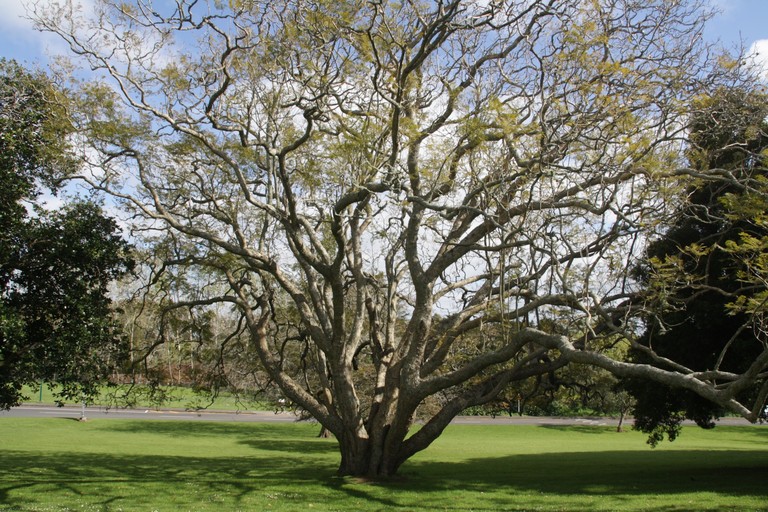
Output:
(319, 428), (768, 512)
(3, 448), (766, 512)
(383, 448), (768, 511)
(538, 424), (616, 435)
(0, 450), (339, 510)
(4, 421), (767, 511)
(103, 418), (340, 454)
(1, 419), (345, 510)
(102, 417), (310, 439)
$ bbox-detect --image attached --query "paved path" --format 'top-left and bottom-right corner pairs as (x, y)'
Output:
(1, 404), (758, 426)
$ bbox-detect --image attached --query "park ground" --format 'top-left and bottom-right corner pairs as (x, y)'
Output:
(1, 412), (766, 511)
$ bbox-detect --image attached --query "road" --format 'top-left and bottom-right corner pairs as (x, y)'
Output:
(1, 404), (758, 426)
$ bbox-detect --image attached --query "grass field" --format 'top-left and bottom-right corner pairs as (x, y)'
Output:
(21, 383), (268, 412)
(1, 417), (766, 511)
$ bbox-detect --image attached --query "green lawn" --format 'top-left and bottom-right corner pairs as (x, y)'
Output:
(1, 418), (766, 511)
(21, 383), (268, 412)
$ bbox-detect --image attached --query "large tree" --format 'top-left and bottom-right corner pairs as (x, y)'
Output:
(0, 59), (134, 408)
(32, 0), (768, 477)
(626, 87), (768, 444)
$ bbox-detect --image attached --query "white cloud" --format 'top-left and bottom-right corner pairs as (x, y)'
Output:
(0, 0), (36, 33)
(0, 0), (96, 64)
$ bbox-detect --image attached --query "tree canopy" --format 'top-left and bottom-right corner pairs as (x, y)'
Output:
(626, 87), (768, 444)
(0, 59), (135, 409)
(30, 0), (768, 477)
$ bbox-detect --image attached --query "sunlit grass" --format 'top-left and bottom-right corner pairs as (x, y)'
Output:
(20, 383), (269, 412)
(1, 418), (766, 511)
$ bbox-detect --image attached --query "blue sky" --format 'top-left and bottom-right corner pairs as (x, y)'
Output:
(1, 0), (767, 71)
(705, 0), (768, 60)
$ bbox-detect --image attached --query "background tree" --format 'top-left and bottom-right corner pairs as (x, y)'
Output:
(32, 0), (768, 477)
(0, 59), (134, 409)
(626, 87), (768, 445)
(114, 267), (273, 408)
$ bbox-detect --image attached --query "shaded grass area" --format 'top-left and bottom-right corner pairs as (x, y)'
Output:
(1, 418), (766, 511)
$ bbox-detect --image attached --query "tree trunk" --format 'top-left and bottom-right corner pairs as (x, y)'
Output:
(337, 434), (372, 477)
(617, 409), (626, 433)
(335, 430), (404, 478)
